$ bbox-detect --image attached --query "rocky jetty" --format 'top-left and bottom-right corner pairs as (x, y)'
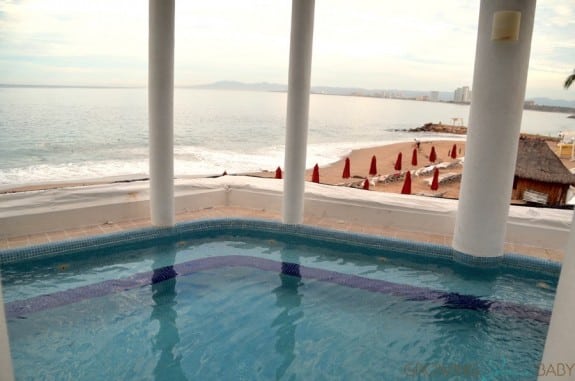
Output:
(409, 122), (467, 135)
(409, 122), (560, 142)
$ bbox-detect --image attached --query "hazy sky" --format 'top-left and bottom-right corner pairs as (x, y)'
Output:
(0, 0), (574, 100)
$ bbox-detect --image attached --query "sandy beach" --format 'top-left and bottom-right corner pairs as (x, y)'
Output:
(1, 139), (467, 197)
(253, 138), (575, 201)
(254, 140), (467, 199)
(314, 139), (466, 198)
(2, 137), (573, 260)
(4, 137), (574, 202)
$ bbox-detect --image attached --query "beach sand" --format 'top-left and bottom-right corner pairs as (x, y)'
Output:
(253, 140), (467, 199)
(3, 138), (574, 201)
(318, 139), (466, 198)
(252, 138), (575, 201)
(1, 138), (571, 260)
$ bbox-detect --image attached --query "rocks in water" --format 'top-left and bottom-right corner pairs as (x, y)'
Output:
(409, 123), (467, 135)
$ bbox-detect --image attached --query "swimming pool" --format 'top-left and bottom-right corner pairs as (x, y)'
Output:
(0, 219), (559, 380)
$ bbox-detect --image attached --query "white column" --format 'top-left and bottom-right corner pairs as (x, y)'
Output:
(0, 278), (15, 381)
(539, 212), (575, 380)
(149, 0), (175, 227)
(453, 0), (536, 261)
(282, 0), (315, 224)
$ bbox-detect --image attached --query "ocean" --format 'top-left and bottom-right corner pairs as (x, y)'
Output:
(0, 87), (572, 186)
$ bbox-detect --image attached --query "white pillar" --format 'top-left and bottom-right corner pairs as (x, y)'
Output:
(539, 212), (575, 380)
(453, 0), (536, 262)
(0, 278), (15, 381)
(282, 0), (315, 224)
(149, 0), (175, 227)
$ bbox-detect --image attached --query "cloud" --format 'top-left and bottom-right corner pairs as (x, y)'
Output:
(0, 0), (147, 84)
(0, 0), (573, 99)
(1, 0), (147, 56)
(310, 0), (479, 90)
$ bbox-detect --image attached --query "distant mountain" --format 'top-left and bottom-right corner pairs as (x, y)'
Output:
(2, 81), (574, 108)
(187, 80), (287, 92)
(528, 97), (575, 108)
(0, 84), (141, 89)
(189, 81), (455, 100)
(183, 81), (575, 107)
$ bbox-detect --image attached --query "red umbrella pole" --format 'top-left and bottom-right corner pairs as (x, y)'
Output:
(411, 148), (418, 166)
(429, 146), (437, 163)
(342, 157), (351, 179)
(369, 155), (377, 176)
(363, 178), (370, 190)
(401, 171), (412, 195)
(451, 143), (457, 159)
(394, 152), (402, 171)
(311, 164), (320, 183)
(431, 167), (439, 190)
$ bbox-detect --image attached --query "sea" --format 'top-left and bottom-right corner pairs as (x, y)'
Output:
(0, 87), (573, 186)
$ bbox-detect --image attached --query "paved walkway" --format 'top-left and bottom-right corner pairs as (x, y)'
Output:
(0, 207), (563, 261)
(0, 206), (564, 262)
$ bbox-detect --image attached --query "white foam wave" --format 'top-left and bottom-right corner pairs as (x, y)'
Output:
(0, 134), (463, 186)
(0, 160), (149, 185)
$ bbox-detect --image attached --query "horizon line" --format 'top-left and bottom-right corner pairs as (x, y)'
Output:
(0, 82), (573, 103)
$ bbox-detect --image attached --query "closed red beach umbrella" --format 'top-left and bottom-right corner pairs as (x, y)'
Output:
(431, 167), (439, 190)
(401, 171), (412, 195)
(411, 148), (418, 166)
(451, 143), (457, 159)
(369, 155), (377, 176)
(311, 164), (320, 183)
(275, 166), (282, 179)
(429, 146), (437, 163)
(342, 157), (351, 179)
(363, 178), (370, 190)
(394, 152), (402, 171)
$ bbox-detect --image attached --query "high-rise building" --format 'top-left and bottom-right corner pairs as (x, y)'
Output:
(453, 86), (471, 103)
(430, 91), (439, 102)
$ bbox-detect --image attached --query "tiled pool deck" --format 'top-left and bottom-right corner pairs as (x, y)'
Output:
(0, 206), (564, 262)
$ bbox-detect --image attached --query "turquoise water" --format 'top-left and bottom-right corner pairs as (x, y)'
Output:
(1, 236), (557, 380)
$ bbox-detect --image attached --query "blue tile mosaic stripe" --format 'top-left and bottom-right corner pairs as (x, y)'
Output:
(0, 226), (176, 264)
(0, 217), (561, 277)
(503, 252), (561, 276)
(5, 255), (551, 323)
(454, 250), (503, 268)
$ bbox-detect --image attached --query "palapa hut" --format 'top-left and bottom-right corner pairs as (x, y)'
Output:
(512, 137), (575, 206)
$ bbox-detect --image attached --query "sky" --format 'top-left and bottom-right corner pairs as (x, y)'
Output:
(0, 0), (574, 101)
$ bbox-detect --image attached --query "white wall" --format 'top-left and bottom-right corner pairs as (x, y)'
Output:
(0, 176), (570, 251)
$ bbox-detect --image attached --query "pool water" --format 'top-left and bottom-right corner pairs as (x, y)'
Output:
(1, 233), (557, 380)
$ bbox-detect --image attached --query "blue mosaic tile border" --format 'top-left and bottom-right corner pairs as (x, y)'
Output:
(454, 250), (503, 268)
(0, 217), (561, 277)
(503, 253), (561, 276)
(0, 226), (176, 265)
(5, 255), (551, 323)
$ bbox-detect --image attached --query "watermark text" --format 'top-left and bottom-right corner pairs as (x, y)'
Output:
(539, 363), (575, 377)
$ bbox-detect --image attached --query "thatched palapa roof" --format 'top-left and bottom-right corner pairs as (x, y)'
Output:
(515, 138), (575, 184)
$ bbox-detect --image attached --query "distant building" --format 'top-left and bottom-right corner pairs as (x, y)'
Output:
(453, 86), (471, 103)
(430, 91), (439, 102)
